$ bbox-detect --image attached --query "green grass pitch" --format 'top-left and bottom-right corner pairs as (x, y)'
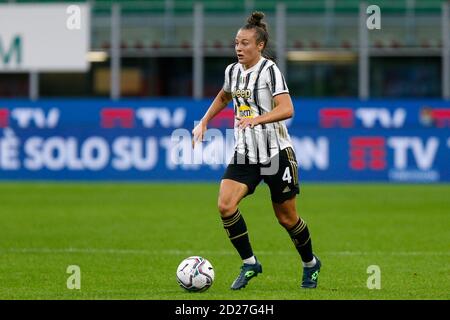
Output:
(0, 183), (448, 300)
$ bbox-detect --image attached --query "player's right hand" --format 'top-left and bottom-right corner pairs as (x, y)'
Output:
(192, 120), (207, 149)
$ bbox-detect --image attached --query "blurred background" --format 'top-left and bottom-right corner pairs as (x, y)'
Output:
(0, 0), (447, 99)
(0, 0), (448, 182)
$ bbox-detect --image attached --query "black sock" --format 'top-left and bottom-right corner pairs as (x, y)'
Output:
(222, 209), (254, 260)
(286, 218), (314, 263)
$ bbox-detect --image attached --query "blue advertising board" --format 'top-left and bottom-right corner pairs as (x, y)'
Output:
(0, 99), (448, 182)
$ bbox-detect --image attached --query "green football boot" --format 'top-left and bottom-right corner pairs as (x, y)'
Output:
(230, 258), (263, 290)
(301, 255), (322, 289)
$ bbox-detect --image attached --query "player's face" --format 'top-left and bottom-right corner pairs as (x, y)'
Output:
(235, 29), (264, 68)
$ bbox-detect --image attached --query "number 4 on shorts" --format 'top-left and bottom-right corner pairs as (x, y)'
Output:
(282, 167), (292, 184)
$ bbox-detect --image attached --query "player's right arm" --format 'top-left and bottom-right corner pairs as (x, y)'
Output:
(192, 88), (232, 148)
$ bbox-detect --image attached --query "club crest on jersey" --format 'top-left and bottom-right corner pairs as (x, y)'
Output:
(232, 89), (251, 99)
(238, 105), (254, 118)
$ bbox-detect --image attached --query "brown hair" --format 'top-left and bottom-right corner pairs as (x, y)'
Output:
(241, 11), (270, 57)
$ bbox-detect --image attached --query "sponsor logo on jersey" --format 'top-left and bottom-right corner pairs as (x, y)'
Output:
(238, 105), (253, 119)
(232, 89), (251, 99)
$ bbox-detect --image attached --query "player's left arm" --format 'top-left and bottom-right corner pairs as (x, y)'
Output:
(238, 93), (293, 129)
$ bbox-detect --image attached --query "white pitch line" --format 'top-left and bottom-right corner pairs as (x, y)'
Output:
(1, 248), (449, 256)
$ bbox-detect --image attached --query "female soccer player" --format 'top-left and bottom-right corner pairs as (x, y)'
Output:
(192, 11), (321, 290)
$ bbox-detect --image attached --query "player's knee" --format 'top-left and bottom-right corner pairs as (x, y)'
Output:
(276, 214), (298, 229)
(217, 198), (237, 217)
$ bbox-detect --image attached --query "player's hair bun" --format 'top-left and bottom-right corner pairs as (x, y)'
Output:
(247, 11), (267, 31)
(241, 11), (270, 56)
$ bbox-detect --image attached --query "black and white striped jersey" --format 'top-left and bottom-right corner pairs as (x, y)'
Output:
(223, 57), (294, 164)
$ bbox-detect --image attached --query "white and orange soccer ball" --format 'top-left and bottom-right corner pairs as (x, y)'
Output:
(176, 256), (215, 292)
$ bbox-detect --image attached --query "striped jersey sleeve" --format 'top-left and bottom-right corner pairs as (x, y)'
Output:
(223, 63), (236, 93)
(265, 63), (289, 96)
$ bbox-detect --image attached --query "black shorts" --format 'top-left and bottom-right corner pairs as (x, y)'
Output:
(222, 147), (300, 204)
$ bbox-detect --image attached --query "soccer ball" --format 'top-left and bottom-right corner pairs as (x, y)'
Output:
(176, 256), (214, 292)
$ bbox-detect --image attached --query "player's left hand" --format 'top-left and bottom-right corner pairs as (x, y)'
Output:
(237, 117), (259, 129)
